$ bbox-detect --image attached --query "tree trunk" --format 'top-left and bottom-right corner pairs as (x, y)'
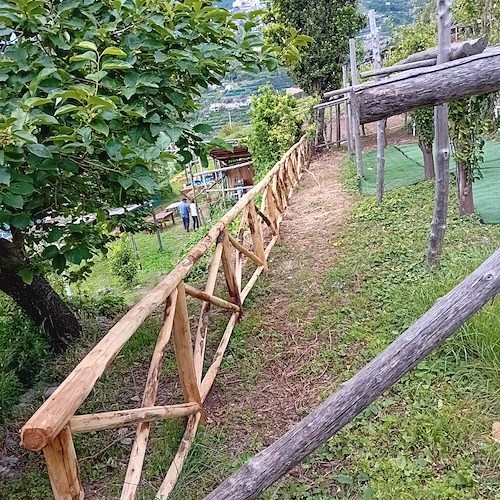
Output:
(0, 236), (82, 352)
(456, 162), (475, 214)
(0, 268), (82, 351)
(315, 107), (325, 145)
(419, 141), (435, 180)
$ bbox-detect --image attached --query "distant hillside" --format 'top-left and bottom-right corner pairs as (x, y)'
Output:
(360, 0), (427, 33)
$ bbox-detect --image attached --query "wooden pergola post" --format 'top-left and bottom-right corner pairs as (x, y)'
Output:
(427, 0), (452, 266)
(349, 38), (363, 178)
(368, 10), (386, 205)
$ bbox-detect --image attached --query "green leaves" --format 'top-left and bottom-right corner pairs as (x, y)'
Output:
(102, 47), (127, 57)
(27, 144), (53, 158)
(77, 41), (98, 52)
(3, 193), (23, 209)
(19, 268), (34, 285)
(1, 0), (279, 281)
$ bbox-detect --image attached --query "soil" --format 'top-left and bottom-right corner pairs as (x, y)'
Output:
(204, 149), (355, 452)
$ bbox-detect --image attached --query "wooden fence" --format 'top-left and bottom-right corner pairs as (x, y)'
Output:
(20, 136), (314, 500)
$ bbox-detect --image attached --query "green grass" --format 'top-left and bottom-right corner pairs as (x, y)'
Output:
(3, 159), (500, 499)
(74, 222), (210, 301)
(260, 164), (500, 499)
(176, 163), (499, 499)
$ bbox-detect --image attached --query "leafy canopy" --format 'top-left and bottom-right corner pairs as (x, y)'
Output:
(264, 0), (366, 94)
(248, 85), (313, 179)
(0, 0), (293, 282)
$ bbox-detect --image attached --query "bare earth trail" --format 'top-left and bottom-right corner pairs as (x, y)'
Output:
(201, 149), (355, 491)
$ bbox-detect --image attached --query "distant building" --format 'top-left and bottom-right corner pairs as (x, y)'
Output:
(232, 0), (261, 12)
(286, 87), (305, 98)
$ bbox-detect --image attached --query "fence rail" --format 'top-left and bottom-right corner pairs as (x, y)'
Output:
(20, 136), (314, 500)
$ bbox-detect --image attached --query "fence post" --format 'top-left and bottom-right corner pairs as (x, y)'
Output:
(172, 282), (202, 405)
(221, 231), (242, 309)
(43, 426), (83, 500)
(247, 204), (267, 271)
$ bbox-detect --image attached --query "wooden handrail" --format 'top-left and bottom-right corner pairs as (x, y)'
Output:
(21, 136), (307, 452)
(20, 136), (314, 500)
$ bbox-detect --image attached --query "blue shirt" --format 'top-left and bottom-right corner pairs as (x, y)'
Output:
(179, 201), (190, 218)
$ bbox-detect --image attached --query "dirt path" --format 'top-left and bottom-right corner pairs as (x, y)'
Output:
(205, 149), (354, 453)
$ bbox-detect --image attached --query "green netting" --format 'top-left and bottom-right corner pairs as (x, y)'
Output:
(361, 141), (500, 224)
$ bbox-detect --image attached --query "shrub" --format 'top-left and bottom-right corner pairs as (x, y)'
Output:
(0, 296), (50, 421)
(248, 85), (314, 179)
(68, 288), (126, 317)
(216, 122), (251, 141)
(110, 235), (139, 287)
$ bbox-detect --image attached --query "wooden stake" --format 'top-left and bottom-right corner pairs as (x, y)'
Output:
(247, 204), (267, 271)
(193, 242), (223, 383)
(335, 103), (341, 148)
(342, 65), (353, 154)
(265, 188), (279, 231)
(43, 426), (83, 500)
(427, 0), (452, 267)
(184, 282), (241, 313)
(369, 10), (385, 204)
(221, 232), (242, 309)
(70, 403), (200, 434)
(172, 282), (202, 405)
(350, 88), (364, 178)
(121, 289), (178, 500)
(234, 205), (249, 291)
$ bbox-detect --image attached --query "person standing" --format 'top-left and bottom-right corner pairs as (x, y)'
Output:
(190, 199), (200, 230)
(179, 198), (190, 232)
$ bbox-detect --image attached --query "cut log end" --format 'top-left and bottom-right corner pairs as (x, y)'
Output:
(21, 427), (52, 452)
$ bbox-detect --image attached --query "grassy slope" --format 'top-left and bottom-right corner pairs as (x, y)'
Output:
(2, 162), (500, 499)
(175, 164), (500, 499)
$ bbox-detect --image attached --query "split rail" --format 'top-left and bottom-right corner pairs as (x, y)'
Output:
(20, 136), (314, 499)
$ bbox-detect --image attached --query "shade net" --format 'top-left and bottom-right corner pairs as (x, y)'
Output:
(360, 141), (500, 224)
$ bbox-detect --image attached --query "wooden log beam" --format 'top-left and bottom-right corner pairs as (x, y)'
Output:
(355, 48), (500, 124)
(398, 35), (488, 65)
(205, 248), (500, 500)
(227, 233), (265, 268)
(70, 403), (201, 434)
(184, 282), (241, 313)
(360, 58), (436, 79)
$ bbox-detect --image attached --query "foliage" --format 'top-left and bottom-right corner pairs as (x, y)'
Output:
(454, 0), (500, 42)
(449, 95), (496, 182)
(412, 107), (435, 148)
(216, 122), (251, 141)
(388, 20), (436, 149)
(109, 234), (138, 287)
(0, 0), (299, 283)
(264, 0), (366, 93)
(248, 86), (312, 178)
(0, 296), (49, 421)
(68, 288), (126, 317)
